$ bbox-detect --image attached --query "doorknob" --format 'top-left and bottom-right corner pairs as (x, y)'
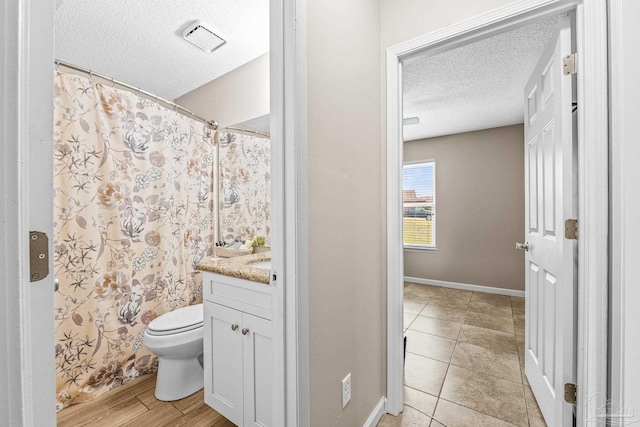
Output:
(242, 328), (249, 335)
(515, 242), (529, 251)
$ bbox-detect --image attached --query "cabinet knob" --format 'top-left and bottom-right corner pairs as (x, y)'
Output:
(242, 328), (249, 335)
(231, 324), (239, 331)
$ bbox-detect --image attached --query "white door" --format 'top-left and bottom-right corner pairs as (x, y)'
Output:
(523, 15), (577, 427)
(204, 302), (244, 426)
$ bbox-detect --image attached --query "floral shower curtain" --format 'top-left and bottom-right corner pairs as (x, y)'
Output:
(53, 72), (215, 410)
(219, 132), (271, 244)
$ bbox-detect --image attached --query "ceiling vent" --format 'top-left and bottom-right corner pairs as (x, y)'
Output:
(182, 20), (226, 53)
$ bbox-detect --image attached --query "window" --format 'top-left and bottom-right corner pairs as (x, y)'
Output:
(403, 161), (436, 249)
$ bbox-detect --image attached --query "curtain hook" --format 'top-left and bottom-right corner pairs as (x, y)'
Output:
(88, 70), (93, 81)
(55, 61), (60, 71)
(111, 77), (115, 88)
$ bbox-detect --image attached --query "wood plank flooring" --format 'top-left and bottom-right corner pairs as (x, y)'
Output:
(57, 374), (234, 427)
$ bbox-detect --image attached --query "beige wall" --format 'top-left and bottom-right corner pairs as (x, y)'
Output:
(404, 125), (525, 291)
(175, 53), (269, 128)
(380, 0), (515, 48)
(306, 0), (384, 425)
(305, 0), (521, 424)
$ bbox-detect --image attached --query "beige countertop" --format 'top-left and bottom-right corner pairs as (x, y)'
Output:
(197, 251), (271, 284)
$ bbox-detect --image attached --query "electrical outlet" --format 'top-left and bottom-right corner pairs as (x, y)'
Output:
(342, 373), (351, 408)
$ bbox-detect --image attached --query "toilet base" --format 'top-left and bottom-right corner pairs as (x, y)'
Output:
(154, 354), (204, 401)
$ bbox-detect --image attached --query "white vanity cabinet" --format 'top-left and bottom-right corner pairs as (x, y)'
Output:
(202, 271), (273, 427)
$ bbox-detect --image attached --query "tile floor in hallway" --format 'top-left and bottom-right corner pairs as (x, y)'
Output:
(377, 282), (547, 427)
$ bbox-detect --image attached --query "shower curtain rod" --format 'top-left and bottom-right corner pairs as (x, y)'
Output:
(55, 59), (219, 130)
(224, 126), (270, 138)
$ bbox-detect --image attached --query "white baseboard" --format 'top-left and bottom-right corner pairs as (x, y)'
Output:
(404, 276), (525, 298)
(362, 397), (386, 427)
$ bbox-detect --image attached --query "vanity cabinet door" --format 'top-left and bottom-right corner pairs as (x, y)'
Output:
(204, 302), (244, 426)
(242, 313), (272, 427)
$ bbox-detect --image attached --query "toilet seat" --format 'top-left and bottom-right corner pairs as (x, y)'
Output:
(147, 304), (203, 336)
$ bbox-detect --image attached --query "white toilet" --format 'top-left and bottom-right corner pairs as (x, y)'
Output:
(143, 303), (204, 401)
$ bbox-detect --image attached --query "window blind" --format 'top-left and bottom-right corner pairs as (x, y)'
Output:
(403, 161), (436, 248)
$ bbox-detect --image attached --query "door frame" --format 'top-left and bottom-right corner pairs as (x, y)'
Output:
(385, 0), (609, 424)
(1, 0), (309, 425)
(609, 0), (640, 422)
(272, 0), (310, 425)
(1, 0), (56, 425)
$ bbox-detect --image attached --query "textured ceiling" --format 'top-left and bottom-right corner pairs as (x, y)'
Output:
(402, 16), (561, 141)
(55, 0), (269, 100)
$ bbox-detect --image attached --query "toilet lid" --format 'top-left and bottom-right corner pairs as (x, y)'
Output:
(147, 304), (203, 335)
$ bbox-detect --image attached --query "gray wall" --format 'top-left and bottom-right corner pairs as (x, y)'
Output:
(404, 125), (525, 291)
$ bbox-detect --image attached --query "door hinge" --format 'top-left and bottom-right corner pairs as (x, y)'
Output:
(29, 231), (49, 282)
(271, 272), (277, 286)
(564, 383), (577, 404)
(565, 219), (579, 240)
(563, 53), (577, 75)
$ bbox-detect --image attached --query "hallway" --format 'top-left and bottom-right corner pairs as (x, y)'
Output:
(378, 283), (546, 426)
